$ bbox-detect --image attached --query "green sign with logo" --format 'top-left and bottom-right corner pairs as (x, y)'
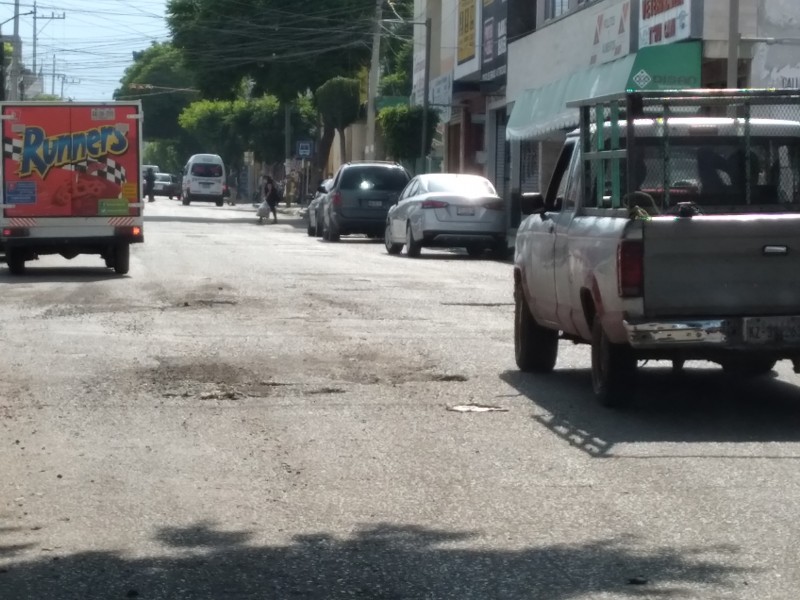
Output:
(99, 198), (130, 216)
(627, 40), (701, 92)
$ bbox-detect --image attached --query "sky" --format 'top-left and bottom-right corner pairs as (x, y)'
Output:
(2, 0), (171, 101)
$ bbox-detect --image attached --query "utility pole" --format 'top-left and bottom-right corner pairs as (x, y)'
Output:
(10, 0), (20, 100)
(33, 2), (66, 76)
(419, 18), (431, 171)
(365, 0), (383, 160)
(51, 54), (55, 95)
(727, 0), (740, 88)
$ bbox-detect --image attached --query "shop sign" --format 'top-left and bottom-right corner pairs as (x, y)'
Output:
(639, 0), (692, 48)
(627, 40), (701, 90)
(481, 0), (508, 83)
(590, 0), (631, 66)
(458, 0), (477, 64)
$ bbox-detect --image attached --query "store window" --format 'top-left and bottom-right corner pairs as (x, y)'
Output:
(545, 0), (569, 20)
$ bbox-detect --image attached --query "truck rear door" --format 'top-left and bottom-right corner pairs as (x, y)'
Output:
(2, 103), (141, 224)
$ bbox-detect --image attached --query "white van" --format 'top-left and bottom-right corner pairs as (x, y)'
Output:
(182, 154), (226, 206)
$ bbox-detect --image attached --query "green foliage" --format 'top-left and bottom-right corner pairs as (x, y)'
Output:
(143, 141), (184, 174)
(114, 42), (199, 140)
(178, 94), (316, 166)
(378, 104), (439, 162)
(379, 72), (410, 97)
(166, 0), (377, 102)
(315, 77), (361, 131)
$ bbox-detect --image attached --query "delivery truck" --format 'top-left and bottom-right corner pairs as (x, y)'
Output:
(0, 101), (144, 275)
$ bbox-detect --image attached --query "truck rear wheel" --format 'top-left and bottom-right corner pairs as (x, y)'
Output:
(721, 358), (776, 377)
(591, 319), (637, 408)
(7, 250), (25, 275)
(514, 282), (558, 373)
(113, 244), (130, 275)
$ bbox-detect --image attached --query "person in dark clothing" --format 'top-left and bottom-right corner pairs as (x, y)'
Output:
(264, 176), (280, 223)
(144, 168), (156, 203)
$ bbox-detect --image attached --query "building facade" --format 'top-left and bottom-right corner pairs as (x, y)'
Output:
(414, 0), (800, 244)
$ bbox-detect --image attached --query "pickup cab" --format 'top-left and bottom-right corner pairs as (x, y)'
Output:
(513, 89), (800, 407)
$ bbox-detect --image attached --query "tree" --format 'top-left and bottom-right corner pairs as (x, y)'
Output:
(378, 104), (439, 166)
(379, 0), (413, 97)
(166, 0), (378, 103)
(114, 43), (199, 141)
(315, 77), (361, 169)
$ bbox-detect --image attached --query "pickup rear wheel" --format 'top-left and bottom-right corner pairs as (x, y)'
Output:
(514, 283), (558, 373)
(591, 319), (637, 408)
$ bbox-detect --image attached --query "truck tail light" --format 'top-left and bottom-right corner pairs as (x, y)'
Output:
(2, 228), (29, 237)
(617, 240), (643, 297)
(332, 191), (342, 208)
(421, 199), (449, 209)
(115, 226), (143, 239)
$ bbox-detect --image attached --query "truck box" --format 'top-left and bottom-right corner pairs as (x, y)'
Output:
(1, 101), (144, 275)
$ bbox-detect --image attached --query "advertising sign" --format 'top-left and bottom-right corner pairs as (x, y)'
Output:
(590, 0), (631, 66)
(458, 0), (477, 65)
(481, 0), (507, 84)
(639, 0), (692, 48)
(3, 104), (140, 218)
(627, 40), (701, 90)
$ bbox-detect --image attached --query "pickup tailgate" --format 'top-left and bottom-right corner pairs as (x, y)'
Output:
(643, 214), (800, 317)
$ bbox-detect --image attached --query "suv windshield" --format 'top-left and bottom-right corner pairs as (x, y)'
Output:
(340, 166), (408, 191)
(191, 163), (223, 177)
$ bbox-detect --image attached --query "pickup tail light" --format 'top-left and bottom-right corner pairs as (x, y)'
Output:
(421, 199), (449, 209)
(617, 240), (644, 297)
(332, 191), (342, 208)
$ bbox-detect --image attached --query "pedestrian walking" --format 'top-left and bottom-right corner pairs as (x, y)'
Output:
(264, 175), (280, 223)
(144, 168), (156, 203)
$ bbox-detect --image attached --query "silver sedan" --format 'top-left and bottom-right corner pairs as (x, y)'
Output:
(384, 173), (507, 258)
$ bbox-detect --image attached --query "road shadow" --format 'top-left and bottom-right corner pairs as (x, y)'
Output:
(0, 521), (750, 599)
(501, 359), (800, 457)
(144, 215), (264, 225)
(0, 267), (121, 284)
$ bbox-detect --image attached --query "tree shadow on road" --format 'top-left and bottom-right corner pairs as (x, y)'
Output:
(0, 267), (121, 284)
(501, 358), (800, 457)
(0, 521), (750, 599)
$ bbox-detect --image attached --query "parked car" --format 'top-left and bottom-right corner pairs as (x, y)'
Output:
(321, 161), (411, 241)
(384, 173), (507, 258)
(153, 172), (179, 199)
(307, 178), (332, 237)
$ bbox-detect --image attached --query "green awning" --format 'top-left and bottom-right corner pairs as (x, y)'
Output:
(506, 41), (702, 141)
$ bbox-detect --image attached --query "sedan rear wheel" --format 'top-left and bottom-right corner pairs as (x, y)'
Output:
(405, 224), (421, 257)
(385, 223), (403, 255)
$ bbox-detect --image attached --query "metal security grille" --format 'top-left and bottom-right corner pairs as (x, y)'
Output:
(519, 140), (539, 193)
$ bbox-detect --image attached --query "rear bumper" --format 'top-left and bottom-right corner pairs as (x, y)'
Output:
(332, 215), (385, 234)
(422, 230), (505, 247)
(186, 192), (223, 202)
(624, 316), (800, 351)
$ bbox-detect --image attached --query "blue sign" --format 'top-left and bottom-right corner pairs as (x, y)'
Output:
(6, 181), (37, 205)
(297, 140), (313, 158)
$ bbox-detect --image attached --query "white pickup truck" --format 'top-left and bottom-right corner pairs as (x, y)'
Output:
(514, 89), (800, 407)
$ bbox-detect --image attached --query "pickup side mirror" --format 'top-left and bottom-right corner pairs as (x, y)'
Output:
(520, 192), (545, 216)
(317, 184), (327, 194)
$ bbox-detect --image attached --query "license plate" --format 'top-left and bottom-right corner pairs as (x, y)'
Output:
(457, 206), (475, 216)
(743, 316), (800, 344)
(200, 182), (211, 187)
(368, 200), (382, 207)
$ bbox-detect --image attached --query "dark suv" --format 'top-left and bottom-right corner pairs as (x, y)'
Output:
(321, 161), (411, 241)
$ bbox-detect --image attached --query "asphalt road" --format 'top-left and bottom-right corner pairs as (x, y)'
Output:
(2, 197), (800, 599)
